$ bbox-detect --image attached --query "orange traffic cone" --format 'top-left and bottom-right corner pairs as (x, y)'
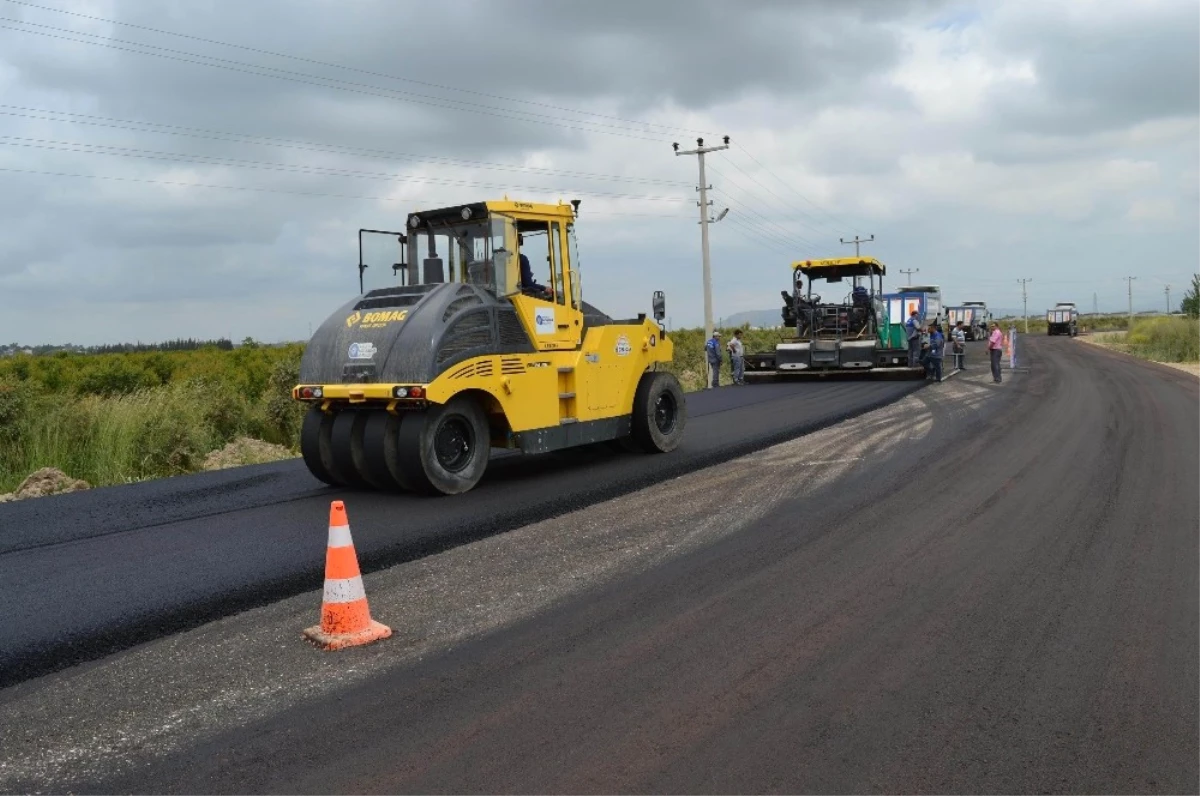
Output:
(303, 500), (392, 650)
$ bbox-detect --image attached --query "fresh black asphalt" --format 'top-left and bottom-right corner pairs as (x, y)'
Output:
(0, 376), (923, 687)
(90, 336), (1199, 794)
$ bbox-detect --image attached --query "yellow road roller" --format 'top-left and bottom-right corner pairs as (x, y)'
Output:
(292, 198), (687, 495)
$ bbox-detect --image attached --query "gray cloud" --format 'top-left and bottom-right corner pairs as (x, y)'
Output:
(985, 0), (1200, 136)
(0, 0), (1195, 345)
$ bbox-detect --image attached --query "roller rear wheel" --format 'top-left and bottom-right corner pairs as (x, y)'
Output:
(328, 410), (373, 489)
(300, 405), (339, 486)
(395, 396), (491, 495)
(360, 409), (414, 491)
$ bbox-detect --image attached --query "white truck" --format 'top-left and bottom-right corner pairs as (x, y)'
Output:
(1046, 302), (1079, 336)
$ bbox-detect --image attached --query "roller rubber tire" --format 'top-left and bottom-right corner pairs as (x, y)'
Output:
(300, 405), (340, 486)
(346, 409), (397, 491)
(630, 370), (687, 454)
(395, 395), (491, 496)
(359, 409), (413, 491)
(329, 410), (373, 489)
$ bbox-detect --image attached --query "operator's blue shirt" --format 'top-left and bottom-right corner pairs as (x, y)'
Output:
(519, 253), (544, 291)
(705, 337), (722, 363)
(929, 330), (945, 358)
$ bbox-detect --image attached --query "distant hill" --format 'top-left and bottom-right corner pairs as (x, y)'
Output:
(721, 309), (784, 329)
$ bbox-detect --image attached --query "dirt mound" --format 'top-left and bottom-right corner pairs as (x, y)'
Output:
(202, 437), (296, 471)
(0, 467), (91, 503)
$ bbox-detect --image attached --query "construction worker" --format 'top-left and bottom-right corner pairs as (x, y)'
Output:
(988, 322), (1004, 383)
(952, 322), (966, 369)
(728, 328), (746, 385)
(927, 323), (945, 382)
(705, 331), (723, 388)
(905, 309), (922, 367)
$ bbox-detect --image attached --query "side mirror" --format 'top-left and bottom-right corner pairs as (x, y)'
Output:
(652, 290), (666, 322)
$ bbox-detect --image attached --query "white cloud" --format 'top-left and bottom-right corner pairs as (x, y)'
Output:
(1127, 198), (1178, 223)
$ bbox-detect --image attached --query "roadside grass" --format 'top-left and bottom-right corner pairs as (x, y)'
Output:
(1083, 316), (1200, 364)
(1004, 313), (1133, 335)
(661, 326), (788, 391)
(0, 346), (306, 493)
(1, 325), (799, 492)
(1126, 316), (1200, 362)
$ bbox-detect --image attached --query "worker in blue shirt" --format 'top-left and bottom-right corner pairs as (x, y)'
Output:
(705, 331), (723, 388)
(905, 310), (922, 367)
(927, 323), (945, 382)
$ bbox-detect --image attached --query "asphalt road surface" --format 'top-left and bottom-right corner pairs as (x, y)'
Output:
(0, 376), (923, 687)
(68, 335), (1197, 794)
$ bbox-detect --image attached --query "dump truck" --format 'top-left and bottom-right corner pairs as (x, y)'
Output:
(292, 198), (687, 495)
(743, 257), (922, 378)
(947, 301), (991, 340)
(1046, 302), (1079, 336)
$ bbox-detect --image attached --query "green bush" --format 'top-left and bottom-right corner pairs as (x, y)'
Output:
(0, 376), (33, 443)
(663, 326), (788, 391)
(1124, 316), (1199, 363)
(0, 345), (306, 492)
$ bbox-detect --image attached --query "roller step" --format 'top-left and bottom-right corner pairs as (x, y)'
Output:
(560, 417), (578, 425)
(558, 366), (574, 373)
(559, 392), (576, 399)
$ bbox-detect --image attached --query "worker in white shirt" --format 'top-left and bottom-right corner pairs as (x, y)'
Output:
(727, 328), (746, 385)
(952, 322), (966, 370)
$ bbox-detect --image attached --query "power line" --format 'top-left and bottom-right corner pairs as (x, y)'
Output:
(707, 167), (832, 249)
(3, 0), (718, 138)
(731, 141), (859, 233)
(0, 14), (855, 245)
(0, 19), (668, 142)
(710, 195), (816, 253)
(708, 184), (824, 252)
(0, 165), (696, 215)
(840, 234), (874, 258)
(0, 12), (856, 256)
(721, 214), (796, 258)
(713, 152), (840, 239)
(5, 108), (828, 253)
(0, 135), (693, 203)
(0, 105), (691, 187)
(840, 234), (875, 288)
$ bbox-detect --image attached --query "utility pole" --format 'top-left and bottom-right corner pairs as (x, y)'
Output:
(1017, 278), (1033, 333)
(674, 135), (730, 389)
(899, 267), (919, 284)
(1165, 284), (1171, 314)
(1126, 276), (1137, 327)
(1093, 292), (1098, 317)
(840, 235), (874, 288)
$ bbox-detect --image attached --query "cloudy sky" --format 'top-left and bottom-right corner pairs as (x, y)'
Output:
(0, 0), (1196, 345)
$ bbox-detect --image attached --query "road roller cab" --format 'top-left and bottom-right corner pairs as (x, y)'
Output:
(292, 198), (686, 495)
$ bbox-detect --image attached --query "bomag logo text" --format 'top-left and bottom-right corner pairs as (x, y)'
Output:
(349, 309), (409, 329)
